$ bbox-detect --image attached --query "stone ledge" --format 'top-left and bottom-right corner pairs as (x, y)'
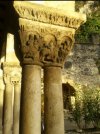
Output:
(13, 1), (86, 29)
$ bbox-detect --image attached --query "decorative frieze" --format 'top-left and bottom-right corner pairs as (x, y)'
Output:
(14, 1), (86, 29)
(19, 19), (75, 38)
(19, 19), (74, 66)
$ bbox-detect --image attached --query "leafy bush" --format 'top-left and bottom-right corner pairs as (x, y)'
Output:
(75, 17), (100, 43)
(70, 88), (100, 129)
(75, 1), (100, 43)
(70, 90), (83, 129)
(83, 88), (100, 128)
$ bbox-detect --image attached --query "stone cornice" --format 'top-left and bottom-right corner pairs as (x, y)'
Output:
(13, 1), (86, 29)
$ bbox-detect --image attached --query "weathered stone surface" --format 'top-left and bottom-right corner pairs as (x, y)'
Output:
(6, 33), (19, 63)
(20, 65), (41, 134)
(14, 1), (86, 29)
(30, 1), (75, 12)
(0, 68), (4, 134)
(13, 83), (21, 134)
(3, 62), (21, 85)
(44, 66), (64, 134)
(19, 20), (74, 66)
(3, 62), (21, 134)
(0, 64), (3, 134)
(3, 83), (13, 134)
(16, 1), (86, 68)
(62, 43), (100, 87)
(44, 1), (75, 11)
(0, 2), (86, 134)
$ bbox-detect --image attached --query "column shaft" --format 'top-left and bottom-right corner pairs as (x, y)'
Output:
(3, 83), (13, 134)
(0, 89), (4, 133)
(20, 65), (41, 134)
(44, 66), (64, 134)
(13, 84), (21, 134)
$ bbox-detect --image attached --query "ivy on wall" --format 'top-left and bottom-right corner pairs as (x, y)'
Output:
(75, 1), (100, 43)
(75, 16), (100, 43)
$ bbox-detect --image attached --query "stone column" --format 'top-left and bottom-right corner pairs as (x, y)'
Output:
(44, 66), (64, 134)
(20, 65), (41, 134)
(3, 62), (22, 134)
(42, 34), (74, 134)
(19, 26), (43, 134)
(0, 69), (5, 134)
(3, 77), (13, 134)
(13, 79), (21, 134)
(16, 3), (86, 133)
(0, 88), (4, 134)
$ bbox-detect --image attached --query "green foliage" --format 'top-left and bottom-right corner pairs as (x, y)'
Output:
(75, 1), (100, 43)
(83, 89), (100, 128)
(70, 88), (100, 129)
(75, 16), (100, 43)
(70, 90), (83, 129)
(96, 60), (100, 74)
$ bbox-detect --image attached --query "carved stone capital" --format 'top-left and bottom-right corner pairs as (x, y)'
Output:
(19, 19), (74, 67)
(40, 34), (74, 67)
(3, 62), (21, 85)
(15, 1), (86, 67)
(19, 26), (43, 65)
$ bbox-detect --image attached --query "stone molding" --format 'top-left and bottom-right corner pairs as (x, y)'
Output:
(19, 19), (74, 66)
(14, 1), (86, 29)
(3, 62), (22, 84)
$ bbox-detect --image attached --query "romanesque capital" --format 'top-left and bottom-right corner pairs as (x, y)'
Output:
(3, 62), (21, 85)
(19, 19), (74, 67)
(16, 1), (86, 67)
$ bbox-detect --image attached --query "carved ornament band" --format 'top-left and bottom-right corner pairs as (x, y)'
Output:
(14, 1), (86, 29)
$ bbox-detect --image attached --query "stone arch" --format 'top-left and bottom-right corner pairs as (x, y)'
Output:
(62, 82), (76, 111)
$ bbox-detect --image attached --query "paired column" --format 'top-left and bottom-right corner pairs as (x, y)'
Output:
(19, 18), (74, 134)
(44, 66), (64, 134)
(3, 62), (21, 134)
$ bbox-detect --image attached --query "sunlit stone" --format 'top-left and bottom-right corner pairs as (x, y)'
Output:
(29, 1), (75, 11)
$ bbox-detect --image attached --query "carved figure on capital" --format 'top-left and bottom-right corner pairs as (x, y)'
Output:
(40, 34), (58, 63)
(39, 34), (74, 65)
(19, 26), (43, 62)
(57, 36), (74, 63)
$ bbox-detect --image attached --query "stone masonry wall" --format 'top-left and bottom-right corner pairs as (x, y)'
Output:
(62, 43), (100, 88)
